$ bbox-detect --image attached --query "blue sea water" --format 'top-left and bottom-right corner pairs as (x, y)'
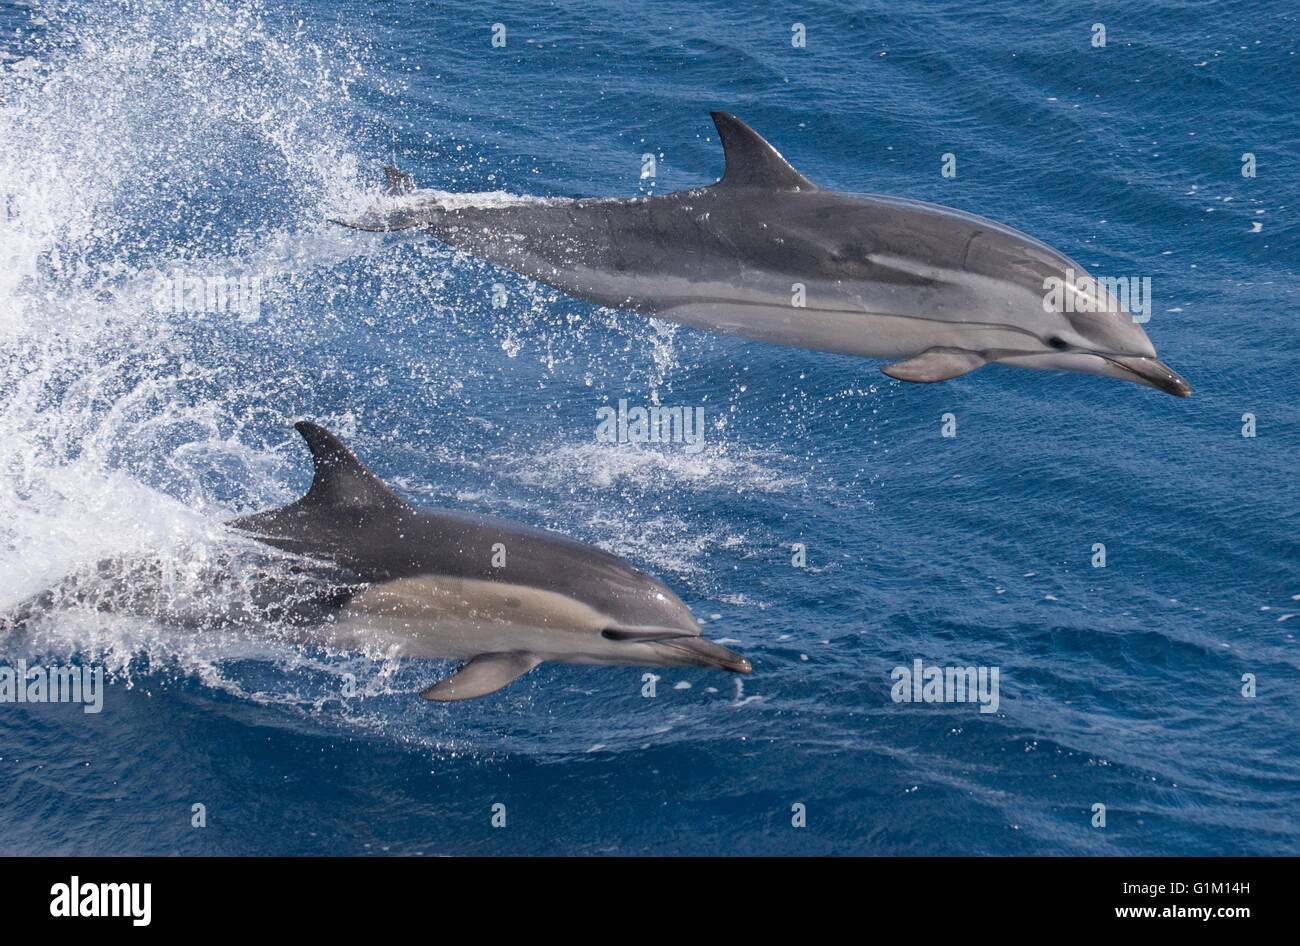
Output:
(0, 0), (1297, 856)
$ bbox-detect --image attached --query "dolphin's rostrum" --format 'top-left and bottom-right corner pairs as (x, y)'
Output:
(231, 422), (751, 700)
(337, 112), (1190, 396)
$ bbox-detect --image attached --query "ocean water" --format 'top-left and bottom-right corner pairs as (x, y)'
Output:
(0, 0), (1296, 856)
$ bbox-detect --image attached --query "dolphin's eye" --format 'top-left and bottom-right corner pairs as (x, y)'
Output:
(1048, 336), (1070, 350)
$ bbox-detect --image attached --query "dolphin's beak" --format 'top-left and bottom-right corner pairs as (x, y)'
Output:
(1103, 355), (1192, 397)
(659, 637), (753, 673)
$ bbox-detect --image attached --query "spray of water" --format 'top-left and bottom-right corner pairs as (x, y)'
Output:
(0, 0), (388, 697)
(0, 3), (800, 741)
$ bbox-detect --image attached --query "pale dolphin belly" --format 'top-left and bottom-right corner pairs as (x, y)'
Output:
(331, 575), (658, 666)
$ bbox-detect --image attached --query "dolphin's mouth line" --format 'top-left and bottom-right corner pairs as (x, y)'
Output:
(994, 349), (1191, 397)
(656, 637), (754, 673)
(1099, 354), (1192, 397)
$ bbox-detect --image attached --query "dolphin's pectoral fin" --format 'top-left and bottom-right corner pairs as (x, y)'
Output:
(881, 348), (988, 384)
(420, 652), (544, 702)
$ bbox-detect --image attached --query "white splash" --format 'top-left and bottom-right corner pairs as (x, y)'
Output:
(0, 0), (386, 708)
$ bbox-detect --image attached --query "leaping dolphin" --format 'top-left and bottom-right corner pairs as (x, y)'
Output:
(335, 112), (1189, 396)
(229, 422), (751, 700)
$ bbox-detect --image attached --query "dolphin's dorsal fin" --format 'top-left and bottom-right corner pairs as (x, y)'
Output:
(711, 112), (816, 191)
(229, 422), (406, 538)
(294, 421), (404, 510)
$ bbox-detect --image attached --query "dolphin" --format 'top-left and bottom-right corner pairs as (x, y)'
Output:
(225, 422), (751, 700)
(335, 112), (1190, 396)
